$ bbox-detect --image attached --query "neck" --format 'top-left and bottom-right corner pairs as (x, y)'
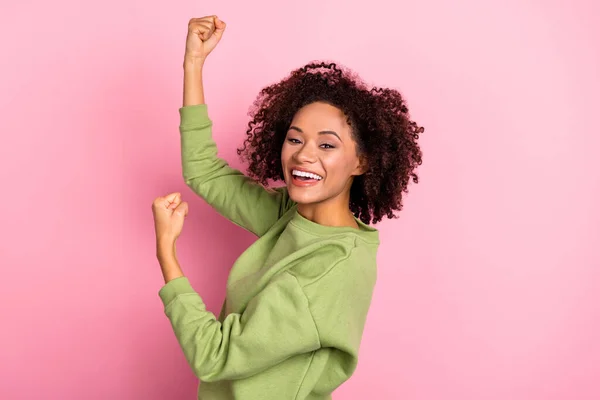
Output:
(297, 195), (359, 229)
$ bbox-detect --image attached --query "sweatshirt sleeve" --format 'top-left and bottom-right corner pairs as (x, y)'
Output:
(158, 274), (321, 382)
(179, 104), (294, 237)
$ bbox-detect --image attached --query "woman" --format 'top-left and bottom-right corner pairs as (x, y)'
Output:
(151, 15), (423, 400)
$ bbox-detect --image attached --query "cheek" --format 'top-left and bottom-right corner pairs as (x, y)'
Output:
(280, 144), (294, 175)
(322, 152), (349, 173)
(280, 145), (290, 164)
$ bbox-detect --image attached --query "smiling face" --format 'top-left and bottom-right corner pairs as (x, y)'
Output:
(281, 101), (366, 209)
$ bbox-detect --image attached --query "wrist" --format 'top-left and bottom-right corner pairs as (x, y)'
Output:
(156, 238), (176, 258)
(156, 241), (184, 283)
(183, 54), (206, 69)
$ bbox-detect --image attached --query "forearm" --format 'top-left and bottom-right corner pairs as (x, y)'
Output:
(157, 240), (184, 283)
(183, 56), (205, 106)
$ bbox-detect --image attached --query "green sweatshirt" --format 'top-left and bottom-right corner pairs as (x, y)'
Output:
(158, 104), (380, 400)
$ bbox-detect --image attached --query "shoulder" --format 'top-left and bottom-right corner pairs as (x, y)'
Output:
(268, 185), (297, 216)
(283, 242), (377, 351)
(289, 239), (378, 296)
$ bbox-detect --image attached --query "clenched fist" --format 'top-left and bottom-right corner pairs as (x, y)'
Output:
(152, 192), (189, 244)
(185, 15), (226, 61)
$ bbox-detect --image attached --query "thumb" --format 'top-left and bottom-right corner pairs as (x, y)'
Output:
(212, 16), (226, 40)
(173, 201), (189, 217)
(164, 192), (180, 203)
(169, 193), (182, 209)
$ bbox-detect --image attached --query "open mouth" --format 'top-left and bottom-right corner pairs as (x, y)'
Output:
(291, 169), (323, 186)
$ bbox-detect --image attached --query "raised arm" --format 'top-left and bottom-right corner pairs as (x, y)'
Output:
(181, 16), (293, 236)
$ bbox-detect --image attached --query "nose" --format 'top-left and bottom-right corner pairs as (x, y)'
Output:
(293, 142), (317, 163)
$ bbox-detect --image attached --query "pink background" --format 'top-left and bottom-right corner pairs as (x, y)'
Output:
(1, 0), (599, 399)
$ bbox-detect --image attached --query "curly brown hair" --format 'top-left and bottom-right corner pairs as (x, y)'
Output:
(237, 61), (424, 225)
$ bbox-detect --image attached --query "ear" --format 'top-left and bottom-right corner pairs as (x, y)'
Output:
(352, 156), (369, 176)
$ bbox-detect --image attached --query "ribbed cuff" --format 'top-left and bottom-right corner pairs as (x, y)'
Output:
(158, 276), (196, 307)
(179, 104), (212, 130)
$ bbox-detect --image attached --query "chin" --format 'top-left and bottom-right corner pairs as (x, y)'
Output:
(288, 190), (318, 205)
(286, 184), (324, 205)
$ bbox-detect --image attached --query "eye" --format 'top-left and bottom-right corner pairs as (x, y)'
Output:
(320, 143), (335, 149)
(287, 138), (302, 144)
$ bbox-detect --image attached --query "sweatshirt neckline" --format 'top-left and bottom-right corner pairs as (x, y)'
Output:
(289, 207), (380, 244)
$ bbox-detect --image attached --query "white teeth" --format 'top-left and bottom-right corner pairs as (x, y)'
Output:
(292, 169), (322, 180)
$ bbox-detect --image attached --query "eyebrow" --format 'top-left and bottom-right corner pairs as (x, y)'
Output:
(288, 126), (342, 141)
